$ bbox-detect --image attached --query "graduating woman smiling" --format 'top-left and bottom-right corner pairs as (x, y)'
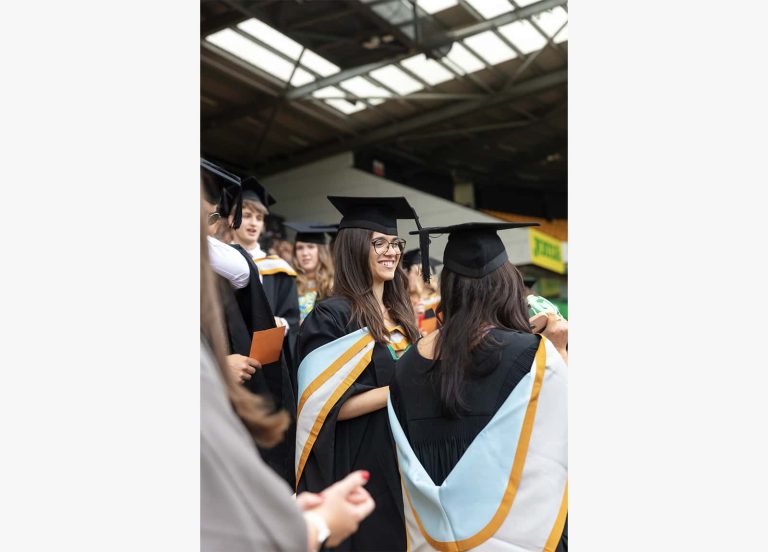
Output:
(295, 196), (423, 551)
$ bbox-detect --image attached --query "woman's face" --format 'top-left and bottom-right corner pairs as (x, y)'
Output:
(295, 241), (319, 273)
(407, 265), (425, 295)
(368, 231), (403, 284)
(232, 205), (264, 249)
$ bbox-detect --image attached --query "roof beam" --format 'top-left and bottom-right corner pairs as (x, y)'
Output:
(287, 7), (358, 30)
(308, 92), (487, 101)
(258, 68), (566, 173)
(284, 0), (567, 99)
(395, 119), (532, 142)
(201, 11), (247, 37)
(201, 50), (359, 135)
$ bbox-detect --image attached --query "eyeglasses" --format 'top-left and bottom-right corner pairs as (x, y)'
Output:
(207, 212), (222, 226)
(371, 238), (406, 255)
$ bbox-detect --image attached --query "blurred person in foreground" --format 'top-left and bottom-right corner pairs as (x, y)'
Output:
(388, 222), (568, 551)
(201, 191), (376, 552)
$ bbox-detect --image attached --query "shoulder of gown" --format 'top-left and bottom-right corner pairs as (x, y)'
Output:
(297, 295), (355, 360)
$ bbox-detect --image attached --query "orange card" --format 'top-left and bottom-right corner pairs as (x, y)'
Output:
(249, 326), (285, 364)
(420, 317), (438, 334)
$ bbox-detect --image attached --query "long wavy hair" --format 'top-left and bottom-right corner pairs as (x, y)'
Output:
(200, 190), (290, 447)
(294, 242), (335, 300)
(332, 227), (419, 344)
(433, 262), (532, 417)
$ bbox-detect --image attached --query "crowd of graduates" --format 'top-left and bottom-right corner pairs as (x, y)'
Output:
(200, 158), (569, 552)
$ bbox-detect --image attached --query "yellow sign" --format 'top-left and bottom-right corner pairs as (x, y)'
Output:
(529, 228), (566, 274)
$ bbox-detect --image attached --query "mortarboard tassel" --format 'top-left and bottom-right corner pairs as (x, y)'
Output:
(230, 186), (243, 230)
(411, 208), (431, 284)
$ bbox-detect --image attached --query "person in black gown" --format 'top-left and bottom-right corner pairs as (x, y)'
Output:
(229, 176), (301, 375)
(296, 196), (425, 551)
(201, 159), (297, 486)
(389, 222), (569, 551)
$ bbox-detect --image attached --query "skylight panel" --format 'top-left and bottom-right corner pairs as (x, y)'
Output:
(463, 0), (513, 19)
(369, 65), (425, 95)
(530, 7), (568, 38)
(237, 18), (304, 60)
(400, 54), (454, 85)
(416, 0), (458, 14)
(368, 98), (386, 106)
(554, 24), (567, 44)
(398, 24), (416, 39)
(498, 20), (548, 54)
(300, 50), (340, 77)
(339, 76), (393, 100)
(372, 0), (413, 25)
(290, 67), (316, 87)
(206, 29), (297, 82)
(324, 99), (366, 115)
(511, 0), (538, 6)
(463, 31), (517, 65)
(312, 86), (345, 99)
(444, 42), (486, 74)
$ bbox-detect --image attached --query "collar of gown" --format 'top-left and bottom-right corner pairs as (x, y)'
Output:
(244, 243), (266, 260)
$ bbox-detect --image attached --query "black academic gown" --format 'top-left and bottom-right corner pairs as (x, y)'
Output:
(220, 244), (297, 487)
(261, 268), (300, 394)
(297, 296), (406, 552)
(389, 328), (567, 551)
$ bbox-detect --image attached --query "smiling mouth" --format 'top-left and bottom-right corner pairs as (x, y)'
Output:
(378, 260), (396, 269)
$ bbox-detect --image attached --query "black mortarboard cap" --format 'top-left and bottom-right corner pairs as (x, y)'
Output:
(201, 158), (243, 229)
(284, 221), (337, 245)
(410, 221), (540, 279)
(241, 176), (276, 208)
(327, 196), (419, 236)
(402, 248), (442, 272)
(311, 223), (339, 238)
(328, 195), (429, 280)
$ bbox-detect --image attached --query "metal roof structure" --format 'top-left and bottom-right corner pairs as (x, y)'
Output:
(201, 0), (568, 218)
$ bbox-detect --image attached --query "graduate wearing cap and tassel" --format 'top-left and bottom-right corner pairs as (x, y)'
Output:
(284, 222), (338, 326)
(229, 177), (301, 375)
(388, 222), (569, 552)
(280, 221), (337, 397)
(295, 197), (425, 551)
(201, 159), (297, 487)
(201, 159), (264, 371)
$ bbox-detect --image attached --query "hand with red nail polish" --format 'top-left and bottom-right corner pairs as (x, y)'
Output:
(301, 470), (376, 548)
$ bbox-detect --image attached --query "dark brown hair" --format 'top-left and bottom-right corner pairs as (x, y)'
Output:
(433, 262), (532, 417)
(332, 227), (419, 344)
(200, 191), (289, 447)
